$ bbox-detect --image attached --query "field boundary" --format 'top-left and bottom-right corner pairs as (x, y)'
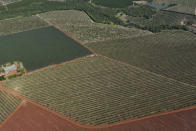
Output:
(0, 82), (24, 127)
(36, 14), (97, 55)
(23, 55), (96, 77)
(0, 25), (50, 37)
(0, 15), (50, 37)
(0, 101), (24, 127)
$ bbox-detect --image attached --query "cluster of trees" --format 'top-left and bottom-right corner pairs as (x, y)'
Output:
(0, 76), (5, 81)
(0, 67), (5, 81)
(123, 5), (157, 19)
(127, 22), (188, 33)
(148, 25), (188, 32)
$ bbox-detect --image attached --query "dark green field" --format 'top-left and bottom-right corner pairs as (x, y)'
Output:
(0, 26), (91, 71)
(86, 30), (196, 86)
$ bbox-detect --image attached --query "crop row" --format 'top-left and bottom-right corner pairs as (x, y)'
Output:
(86, 30), (196, 86)
(4, 56), (196, 125)
(0, 90), (21, 123)
(0, 15), (49, 36)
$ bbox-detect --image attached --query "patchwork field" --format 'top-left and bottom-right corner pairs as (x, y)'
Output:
(86, 30), (196, 86)
(0, 15), (49, 36)
(0, 90), (21, 123)
(39, 10), (152, 43)
(4, 56), (196, 126)
(0, 26), (91, 71)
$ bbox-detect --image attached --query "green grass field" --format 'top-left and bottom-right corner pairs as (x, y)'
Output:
(0, 26), (91, 71)
(86, 30), (196, 86)
(0, 15), (49, 36)
(4, 56), (196, 125)
(0, 90), (21, 123)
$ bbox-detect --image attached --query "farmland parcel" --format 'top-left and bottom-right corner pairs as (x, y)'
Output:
(4, 56), (196, 126)
(86, 30), (196, 86)
(0, 26), (91, 71)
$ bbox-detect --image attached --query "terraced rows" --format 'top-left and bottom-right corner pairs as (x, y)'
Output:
(86, 30), (196, 86)
(4, 56), (196, 125)
(0, 90), (21, 123)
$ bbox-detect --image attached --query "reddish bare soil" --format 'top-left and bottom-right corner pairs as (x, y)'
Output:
(99, 107), (196, 131)
(1, 100), (196, 131)
(0, 102), (85, 131)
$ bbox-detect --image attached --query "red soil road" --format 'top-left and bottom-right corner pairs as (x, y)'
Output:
(1, 100), (196, 131)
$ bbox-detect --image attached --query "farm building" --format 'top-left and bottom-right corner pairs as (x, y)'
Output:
(3, 64), (17, 75)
